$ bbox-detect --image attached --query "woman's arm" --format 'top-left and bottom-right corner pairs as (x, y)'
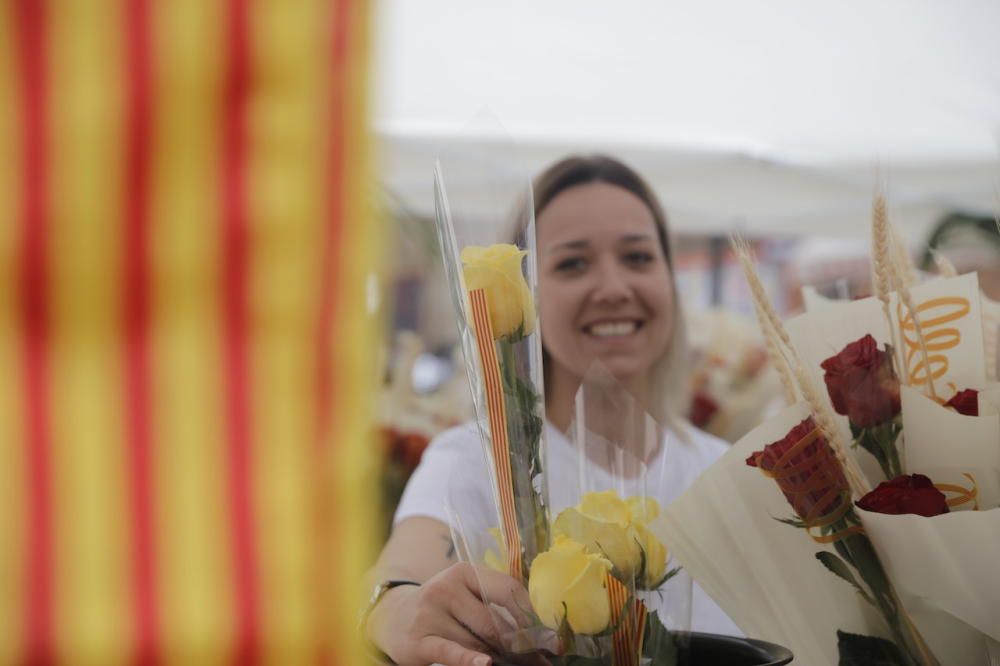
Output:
(371, 516), (459, 583)
(366, 517), (532, 666)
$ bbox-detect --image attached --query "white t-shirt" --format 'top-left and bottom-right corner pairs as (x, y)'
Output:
(395, 421), (742, 637)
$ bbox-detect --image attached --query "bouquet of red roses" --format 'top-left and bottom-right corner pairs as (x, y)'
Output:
(662, 203), (1000, 665)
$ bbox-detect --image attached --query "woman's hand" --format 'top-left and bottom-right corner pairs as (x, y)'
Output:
(367, 561), (532, 666)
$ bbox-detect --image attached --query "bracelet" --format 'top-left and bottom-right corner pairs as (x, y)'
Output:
(361, 579), (421, 663)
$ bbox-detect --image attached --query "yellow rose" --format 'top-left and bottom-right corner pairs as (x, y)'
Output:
(553, 491), (642, 579)
(528, 536), (612, 634)
(461, 244), (535, 340)
(555, 492), (669, 587)
(633, 523), (667, 586)
(626, 496), (661, 525)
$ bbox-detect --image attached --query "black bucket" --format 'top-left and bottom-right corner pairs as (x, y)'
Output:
(493, 632), (793, 664)
(681, 632), (793, 665)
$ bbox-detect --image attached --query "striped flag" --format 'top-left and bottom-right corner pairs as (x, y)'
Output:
(0, 0), (378, 663)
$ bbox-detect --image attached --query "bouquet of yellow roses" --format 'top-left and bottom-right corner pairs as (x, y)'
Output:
(432, 166), (687, 665)
(445, 366), (689, 665)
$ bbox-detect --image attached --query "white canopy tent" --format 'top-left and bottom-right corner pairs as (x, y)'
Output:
(373, 0), (1000, 243)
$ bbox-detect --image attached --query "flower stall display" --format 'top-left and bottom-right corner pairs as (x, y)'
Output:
(686, 308), (783, 443)
(663, 199), (1000, 665)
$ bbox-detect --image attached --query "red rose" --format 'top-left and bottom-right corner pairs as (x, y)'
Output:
(381, 427), (430, 471)
(944, 389), (979, 417)
(856, 474), (950, 517)
(747, 417), (850, 520)
(690, 392), (719, 428)
(820, 334), (901, 428)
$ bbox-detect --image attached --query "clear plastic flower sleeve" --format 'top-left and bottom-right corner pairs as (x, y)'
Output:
(432, 161), (551, 581)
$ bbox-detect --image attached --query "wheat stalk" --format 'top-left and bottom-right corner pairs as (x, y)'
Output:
(761, 317), (797, 406)
(870, 195), (906, 381)
(871, 196), (894, 304)
(731, 238), (797, 405)
(790, 357), (871, 495)
(732, 236), (870, 495)
(890, 223), (918, 288)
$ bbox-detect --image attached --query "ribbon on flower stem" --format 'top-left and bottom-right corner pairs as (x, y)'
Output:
(469, 288), (524, 580)
(606, 575), (647, 666)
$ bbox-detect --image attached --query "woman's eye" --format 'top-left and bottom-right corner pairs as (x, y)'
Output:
(554, 257), (587, 273)
(624, 251), (654, 266)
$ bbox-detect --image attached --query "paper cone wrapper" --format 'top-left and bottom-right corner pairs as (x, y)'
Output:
(893, 599), (996, 666)
(663, 402), (887, 665)
(856, 507), (1000, 646)
(900, 385), (1000, 509)
(890, 273), (987, 393)
(982, 291), (999, 382)
(981, 383), (1000, 416)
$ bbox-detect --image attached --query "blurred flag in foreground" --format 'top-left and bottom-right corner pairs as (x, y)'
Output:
(0, 0), (379, 663)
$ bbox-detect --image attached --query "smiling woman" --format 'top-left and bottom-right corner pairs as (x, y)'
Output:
(530, 156), (688, 439)
(365, 156), (739, 666)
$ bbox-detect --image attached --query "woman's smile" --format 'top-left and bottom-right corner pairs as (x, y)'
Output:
(583, 319), (643, 338)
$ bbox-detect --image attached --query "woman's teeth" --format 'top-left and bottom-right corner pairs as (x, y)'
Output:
(588, 321), (637, 337)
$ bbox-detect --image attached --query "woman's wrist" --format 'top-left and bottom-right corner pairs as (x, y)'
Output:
(365, 581), (420, 659)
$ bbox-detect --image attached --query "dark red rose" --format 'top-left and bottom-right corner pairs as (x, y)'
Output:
(381, 427), (430, 471)
(690, 392), (719, 428)
(856, 474), (950, 517)
(944, 389), (979, 417)
(820, 334), (901, 428)
(747, 417), (850, 520)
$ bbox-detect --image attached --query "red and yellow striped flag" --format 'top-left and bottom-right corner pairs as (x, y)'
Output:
(0, 0), (379, 663)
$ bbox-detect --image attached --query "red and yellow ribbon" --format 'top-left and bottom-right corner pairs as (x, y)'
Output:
(469, 288), (524, 581)
(606, 575), (647, 666)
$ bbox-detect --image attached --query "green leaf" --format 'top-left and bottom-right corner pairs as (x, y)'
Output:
(773, 515), (810, 529)
(816, 552), (875, 606)
(642, 566), (681, 592)
(837, 630), (906, 665)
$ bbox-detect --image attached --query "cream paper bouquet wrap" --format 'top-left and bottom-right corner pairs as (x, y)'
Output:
(663, 213), (1000, 665)
(787, 273), (1000, 662)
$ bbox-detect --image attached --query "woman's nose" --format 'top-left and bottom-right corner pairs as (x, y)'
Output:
(590, 261), (632, 304)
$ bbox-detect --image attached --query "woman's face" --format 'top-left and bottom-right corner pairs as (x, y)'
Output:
(537, 182), (675, 395)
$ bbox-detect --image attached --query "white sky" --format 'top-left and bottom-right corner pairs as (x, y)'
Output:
(374, 0), (1000, 162)
(372, 1), (1000, 238)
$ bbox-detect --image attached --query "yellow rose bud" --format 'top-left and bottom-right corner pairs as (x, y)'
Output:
(461, 244), (536, 340)
(625, 496), (669, 586)
(528, 536), (612, 634)
(553, 491), (642, 579)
